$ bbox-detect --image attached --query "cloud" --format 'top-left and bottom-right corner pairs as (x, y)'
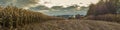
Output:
(0, 0), (40, 9)
(15, 0), (40, 8)
(0, 0), (12, 6)
(30, 5), (50, 10)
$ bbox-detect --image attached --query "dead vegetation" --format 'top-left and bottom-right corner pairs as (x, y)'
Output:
(0, 6), (65, 30)
(0, 6), (120, 30)
(0, 0), (120, 29)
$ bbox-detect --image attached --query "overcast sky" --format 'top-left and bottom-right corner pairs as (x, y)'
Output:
(0, 0), (100, 8)
(0, 0), (40, 9)
(40, 0), (100, 7)
(0, 0), (100, 15)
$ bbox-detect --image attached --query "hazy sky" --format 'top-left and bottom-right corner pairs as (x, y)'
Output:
(40, 0), (100, 7)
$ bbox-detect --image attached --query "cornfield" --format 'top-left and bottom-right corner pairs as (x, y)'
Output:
(0, 6), (65, 30)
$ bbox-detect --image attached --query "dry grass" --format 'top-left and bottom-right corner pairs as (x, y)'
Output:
(84, 14), (120, 23)
(16, 20), (120, 30)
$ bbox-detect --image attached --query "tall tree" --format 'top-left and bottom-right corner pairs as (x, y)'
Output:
(87, 0), (119, 16)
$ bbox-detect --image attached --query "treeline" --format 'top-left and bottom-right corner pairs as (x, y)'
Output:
(84, 0), (120, 23)
(87, 0), (120, 16)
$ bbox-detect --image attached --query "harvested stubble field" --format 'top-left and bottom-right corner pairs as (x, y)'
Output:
(17, 20), (120, 30)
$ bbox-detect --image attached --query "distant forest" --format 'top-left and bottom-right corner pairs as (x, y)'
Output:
(87, 0), (120, 16)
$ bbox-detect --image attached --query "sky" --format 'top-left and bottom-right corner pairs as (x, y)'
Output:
(0, 0), (100, 8)
(0, 0), (100, 16)
(38, 0), (100, 16)
(40, 0), (100, 7)
(0, 0), (41, 9)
